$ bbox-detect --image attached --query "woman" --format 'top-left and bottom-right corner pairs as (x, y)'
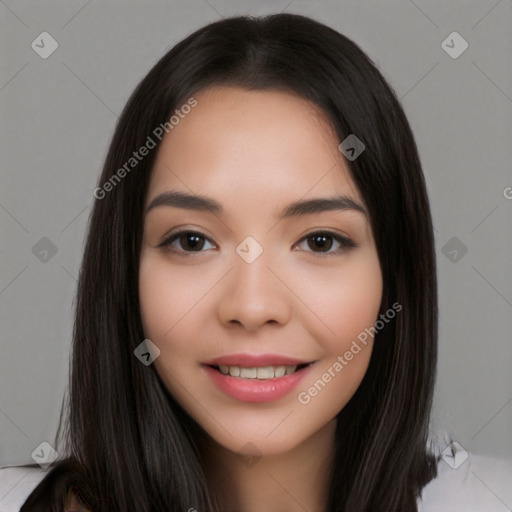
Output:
(13, 12), (438, 511)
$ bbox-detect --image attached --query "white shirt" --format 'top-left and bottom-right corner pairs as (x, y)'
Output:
(1, 454), (511, 511)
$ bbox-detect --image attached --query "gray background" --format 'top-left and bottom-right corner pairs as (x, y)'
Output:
(1, 0), (511, 505)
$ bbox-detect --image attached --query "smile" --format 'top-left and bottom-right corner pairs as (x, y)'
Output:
(203, 356), (315, 403)
(214, 363), (310, 379)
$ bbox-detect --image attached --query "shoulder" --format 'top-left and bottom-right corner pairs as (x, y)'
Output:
(0, 465), (91, 511)
(417, 451), (511, 512)
(0, 465), (48, 512)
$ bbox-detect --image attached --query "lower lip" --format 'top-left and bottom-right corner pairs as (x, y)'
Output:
(203, 364), (313, 403)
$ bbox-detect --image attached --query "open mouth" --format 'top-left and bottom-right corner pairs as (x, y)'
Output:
(207, 362), (312, 380)
(203, 359), (316, 402)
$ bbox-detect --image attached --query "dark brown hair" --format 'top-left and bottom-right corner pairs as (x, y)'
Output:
(21, 12), (438, 511)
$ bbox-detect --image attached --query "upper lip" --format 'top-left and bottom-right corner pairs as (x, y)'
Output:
(203, 353), (313, 367)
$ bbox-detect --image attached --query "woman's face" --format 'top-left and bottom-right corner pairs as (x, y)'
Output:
(139, 86), (383, 457)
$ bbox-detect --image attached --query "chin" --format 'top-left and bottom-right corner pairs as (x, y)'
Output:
(195, 412), (329, 460)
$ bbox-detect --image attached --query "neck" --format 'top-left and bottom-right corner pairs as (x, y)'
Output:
(200, 419), (337, 512)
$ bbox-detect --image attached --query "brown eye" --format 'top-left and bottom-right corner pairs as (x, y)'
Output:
(296, 231), (357, 256)
(308, 233), (334, 252)
(176, 233), (205, 251)
(157, 230), (216, 255)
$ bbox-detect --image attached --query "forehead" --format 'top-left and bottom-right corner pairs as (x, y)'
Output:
(147, 86), (363, 211)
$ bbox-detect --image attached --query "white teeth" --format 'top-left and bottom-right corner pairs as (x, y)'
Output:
(285, 365), (297, 375)
(240, 367), (257, 378)
(274, 366), (286, 377)
(216, 364), (302, 379)
(256, 366), (274, 379)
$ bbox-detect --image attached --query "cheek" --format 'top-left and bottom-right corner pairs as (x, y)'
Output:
(138, 256), (215, 341)
(292, 252), (382, 412)
(292, 251), (383, 352)
(138, 258), (208, 395)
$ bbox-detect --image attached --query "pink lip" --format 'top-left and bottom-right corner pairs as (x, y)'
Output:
(204, 353), (310, 367)
(203, 362), (314, 403)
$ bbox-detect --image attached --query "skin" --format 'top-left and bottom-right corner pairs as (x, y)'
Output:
(65, 493), (90, 511)
(139, 86), (383, 512)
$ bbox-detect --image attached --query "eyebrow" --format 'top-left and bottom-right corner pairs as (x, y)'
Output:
(145, 190), (367, 219)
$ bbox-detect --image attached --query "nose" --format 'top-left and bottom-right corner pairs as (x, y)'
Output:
(216, 251), (292, 332)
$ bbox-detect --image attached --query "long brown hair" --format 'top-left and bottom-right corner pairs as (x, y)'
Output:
(21, 13), (438, 511)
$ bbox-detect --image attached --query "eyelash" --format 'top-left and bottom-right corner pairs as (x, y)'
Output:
(156, 229), (357, 258)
